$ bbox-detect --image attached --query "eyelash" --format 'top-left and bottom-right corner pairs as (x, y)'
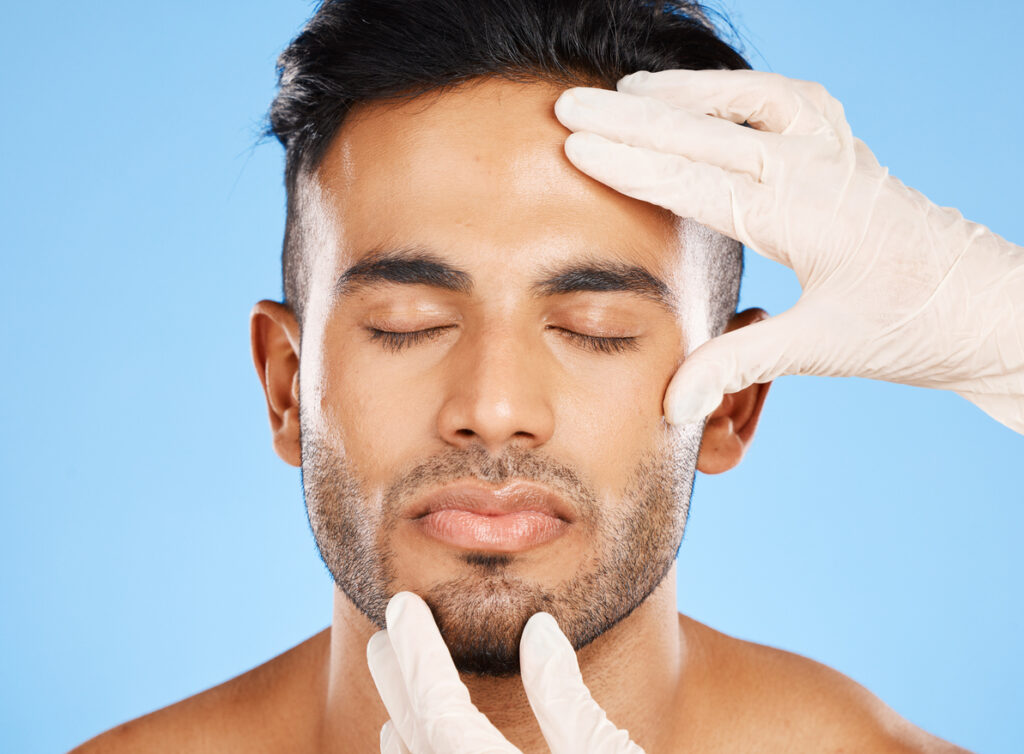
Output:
(554, 328), (639, 354)
(365, 326), (639, 354)
(367, 326), (455, 352)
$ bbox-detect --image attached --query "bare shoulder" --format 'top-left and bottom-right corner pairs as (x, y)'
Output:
(679, 615), (972, 754)
(69, 628), (330, 754)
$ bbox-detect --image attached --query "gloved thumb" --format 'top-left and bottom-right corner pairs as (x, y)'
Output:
(520, 613), (644, 754)
(665, 307), (809, 426)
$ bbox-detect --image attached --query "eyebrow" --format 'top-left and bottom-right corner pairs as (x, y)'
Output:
(532, 258), (674, 312)
(335, 245), (676, 312)
(336, 246), (473, 296)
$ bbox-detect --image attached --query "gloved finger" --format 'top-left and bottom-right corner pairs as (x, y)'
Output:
(663, 308), (814, 426)
(563, 131), (772, 257)
(367, 630), (423, 752)
(385, 592), (520, 754)
(520, 613), (644, 754)
(616, 69), (836, 138)
(555, 87), (783, 182)
(380, 720), (413, 754)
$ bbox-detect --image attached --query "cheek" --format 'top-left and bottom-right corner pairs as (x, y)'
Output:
(314, 327), (441, 482)
(555, 334), (682, 489)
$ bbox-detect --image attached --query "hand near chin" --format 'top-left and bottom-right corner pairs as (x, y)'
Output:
(554, 69), (1024, 434)
(366, 592), (645, 754)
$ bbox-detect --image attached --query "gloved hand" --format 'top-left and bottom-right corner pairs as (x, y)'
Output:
(553, 69), (1024, 434)
(366, 591), (645, 754)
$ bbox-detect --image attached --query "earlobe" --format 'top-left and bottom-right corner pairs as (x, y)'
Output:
(695, 308), (772, 475)
(250, 300), (303, 467)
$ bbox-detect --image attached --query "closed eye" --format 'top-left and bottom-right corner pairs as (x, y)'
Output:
(365, 326), (639, 354)
(366, 325), (455, 352)
(548, 326), (640, 354)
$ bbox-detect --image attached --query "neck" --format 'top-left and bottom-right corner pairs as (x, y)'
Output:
(319, 566), (686, 753)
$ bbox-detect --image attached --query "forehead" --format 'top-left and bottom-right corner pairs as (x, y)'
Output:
(313, 76), (682, 274)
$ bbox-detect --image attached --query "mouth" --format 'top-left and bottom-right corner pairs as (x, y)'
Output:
(408, 481), (574, 553)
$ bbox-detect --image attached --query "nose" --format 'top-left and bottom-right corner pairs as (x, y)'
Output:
(436, 325), (556, 454)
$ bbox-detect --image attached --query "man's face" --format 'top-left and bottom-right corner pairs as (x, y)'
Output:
(297, 77), (710, 675)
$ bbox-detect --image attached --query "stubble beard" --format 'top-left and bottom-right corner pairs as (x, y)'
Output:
(300, 418), (701, 677)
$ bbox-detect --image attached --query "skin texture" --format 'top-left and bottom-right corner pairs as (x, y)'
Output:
(71, 78), (969, 753)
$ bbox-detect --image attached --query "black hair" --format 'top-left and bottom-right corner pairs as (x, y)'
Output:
(268, 0), (749, 332)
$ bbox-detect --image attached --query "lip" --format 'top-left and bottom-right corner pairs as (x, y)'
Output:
(408, 481), (574, 552)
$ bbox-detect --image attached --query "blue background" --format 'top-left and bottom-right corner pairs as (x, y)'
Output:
(2, 2), (1021, 751)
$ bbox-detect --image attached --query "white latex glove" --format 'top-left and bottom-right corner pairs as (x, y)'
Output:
(553, 69), (1024, 435)
(366, 591), (645, 754)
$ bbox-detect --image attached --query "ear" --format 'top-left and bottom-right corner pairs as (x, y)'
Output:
(696, 307), (772, 475)
(250, 300), (302, 467)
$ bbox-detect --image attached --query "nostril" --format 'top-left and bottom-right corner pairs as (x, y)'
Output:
(455, 428), (475, 438)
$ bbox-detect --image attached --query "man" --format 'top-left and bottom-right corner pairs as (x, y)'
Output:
(74, 0), (1022, 752)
